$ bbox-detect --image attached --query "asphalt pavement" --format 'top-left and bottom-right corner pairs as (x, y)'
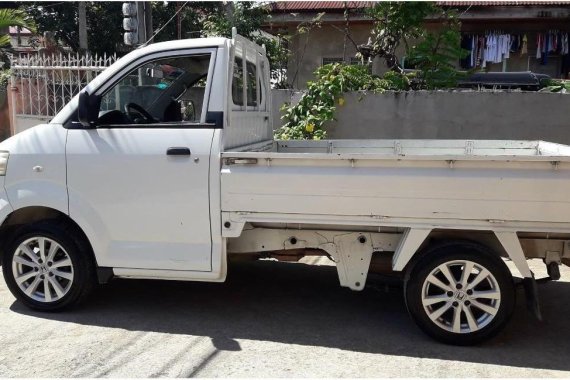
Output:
(0, 258), (569, 377)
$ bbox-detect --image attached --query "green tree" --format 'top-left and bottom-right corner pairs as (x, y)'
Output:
(356, 2), (467, 88)
(200, 2), (291, 87)
(150, 2), (222, 42)
(358, 2), (437, 72)
(23, 1), (122, 55)
(0, 9), (36, 105)
(0, 9), (36, 48)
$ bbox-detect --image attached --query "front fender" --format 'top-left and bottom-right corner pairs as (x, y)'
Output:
(1, 124), (68, 216)
(0, 177), (14, 226)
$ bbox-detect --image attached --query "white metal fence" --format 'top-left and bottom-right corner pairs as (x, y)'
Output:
(11, 53), (117, 119)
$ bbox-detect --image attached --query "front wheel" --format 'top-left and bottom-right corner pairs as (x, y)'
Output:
(405, 242), (515, 345)
(2, 221), (96, 311)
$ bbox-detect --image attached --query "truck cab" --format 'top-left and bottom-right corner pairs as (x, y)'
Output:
(0, 32), (270, 278)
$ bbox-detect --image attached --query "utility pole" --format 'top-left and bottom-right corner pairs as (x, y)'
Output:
(176, 2), (182, 40)
(137, 2), (146, 44)
(78, 2), (89, 52)
(224, 1), (235, 25)
(144, 2), (153, 42)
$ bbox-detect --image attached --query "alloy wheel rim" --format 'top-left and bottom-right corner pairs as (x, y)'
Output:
(11, 236), (74, 303)
(421, 260), (501, 334)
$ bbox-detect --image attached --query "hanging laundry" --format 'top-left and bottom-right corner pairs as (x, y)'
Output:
(460, 30), (568, 71)
(481, 32), (512, 64)
(535, 30), (569, 65)
(520, 34), (528, 56)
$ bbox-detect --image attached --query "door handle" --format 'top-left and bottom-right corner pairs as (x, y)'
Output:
(167, 147), (191, 156)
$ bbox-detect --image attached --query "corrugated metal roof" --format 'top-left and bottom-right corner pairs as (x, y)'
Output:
(270, 1), (373, 12)
(270, 0), (570, 12)
(9, 26), (32, 34)
(437, 1), (570, 5)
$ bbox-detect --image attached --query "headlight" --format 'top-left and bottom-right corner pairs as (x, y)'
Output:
(0, 151), (9, 176)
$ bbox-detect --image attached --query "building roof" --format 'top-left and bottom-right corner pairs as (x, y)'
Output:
(269, 0), (570, 12)
(437, 1), (570, 5)
(9, 26), (33, 35)
(270, 1), (373, 12)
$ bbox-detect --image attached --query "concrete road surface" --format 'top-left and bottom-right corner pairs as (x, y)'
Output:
(0, 258), (569, 377)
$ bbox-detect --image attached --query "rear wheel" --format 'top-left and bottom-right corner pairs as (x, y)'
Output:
(2, 221), (96, 311)
(405, 242), (515, 345)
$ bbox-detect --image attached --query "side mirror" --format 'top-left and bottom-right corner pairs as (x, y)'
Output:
(183, 100), (195, 121)
(77, 91), (99, 128)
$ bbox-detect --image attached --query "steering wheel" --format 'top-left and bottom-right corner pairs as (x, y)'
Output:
(124, 102), (155, 123)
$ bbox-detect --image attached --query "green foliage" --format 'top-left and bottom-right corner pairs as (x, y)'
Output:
(86, 2), (124, 54)
(150, 2), (220, 42)
(0, 69), (10, 84)
(360, 2), (438, 71)
(404, 7), (468, 89)
(0, 9), (36, 48)
(0, 69), (11, 105)
(539, 79), (570, 93)
(0, 9), (36, 68)
(200, 2), (290, 88)
(0, 9), (35, 31)
(275, 64), (411, 140)
(406, 29), (468, 89)
(23, 2), (122, 54)
(360, 2), (468, 89)
(201, 2), (268, 39)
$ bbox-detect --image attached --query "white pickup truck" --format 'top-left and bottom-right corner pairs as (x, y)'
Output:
(1, 31), (569, 345)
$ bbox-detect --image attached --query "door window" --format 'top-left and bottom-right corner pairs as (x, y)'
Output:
(98, 54), (211, 125)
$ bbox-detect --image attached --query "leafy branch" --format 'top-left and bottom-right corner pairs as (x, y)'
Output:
(275, 64), (410, 140)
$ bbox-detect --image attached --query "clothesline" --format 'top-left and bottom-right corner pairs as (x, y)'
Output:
(460, 30), (570, 74)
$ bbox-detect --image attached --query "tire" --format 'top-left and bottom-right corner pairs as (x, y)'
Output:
(2, 220), (96, 311)
(404, 241), (515, 345)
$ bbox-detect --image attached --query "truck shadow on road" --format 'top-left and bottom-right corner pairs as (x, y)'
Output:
(10, 259), (570, 372)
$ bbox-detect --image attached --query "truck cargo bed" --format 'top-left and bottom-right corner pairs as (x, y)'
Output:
(228, 139), (570, 160)
(221, 139), (570, 229)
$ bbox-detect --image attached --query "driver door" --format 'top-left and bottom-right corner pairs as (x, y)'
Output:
(66, 49), (217, 272)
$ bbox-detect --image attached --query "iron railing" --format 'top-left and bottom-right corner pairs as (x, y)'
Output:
(11, 53), (117, 118)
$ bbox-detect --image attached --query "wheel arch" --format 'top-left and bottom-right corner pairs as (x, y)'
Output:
(399, 229), (508, 280)
(0, 206), (99, 269)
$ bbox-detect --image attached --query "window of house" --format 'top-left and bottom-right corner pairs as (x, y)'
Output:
(322, 57), (344, 66)
(350, 57), (363, 65)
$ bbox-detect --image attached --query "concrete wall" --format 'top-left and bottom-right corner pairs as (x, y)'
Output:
(270, 88), (293, 133)
(272, 89), (570, 144)
(13, 116), (50, 135)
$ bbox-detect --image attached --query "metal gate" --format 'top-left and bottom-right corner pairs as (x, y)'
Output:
(10, 53), (117, 132)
